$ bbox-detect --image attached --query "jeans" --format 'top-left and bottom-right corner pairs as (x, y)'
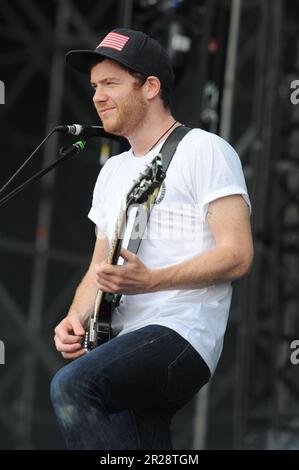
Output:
(50, 325), (210, 450)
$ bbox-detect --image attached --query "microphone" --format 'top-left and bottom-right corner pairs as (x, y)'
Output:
(56, 124), (108, 138)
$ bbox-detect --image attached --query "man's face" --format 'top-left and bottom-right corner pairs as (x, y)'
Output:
(90, 59), (148, 136)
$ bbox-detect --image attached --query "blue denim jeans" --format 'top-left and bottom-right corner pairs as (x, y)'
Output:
(50, 325), (210, 450)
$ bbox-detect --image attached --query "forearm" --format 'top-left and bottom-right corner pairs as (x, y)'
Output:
(150, 245), (252, 291)
(67, 270), (98, 323)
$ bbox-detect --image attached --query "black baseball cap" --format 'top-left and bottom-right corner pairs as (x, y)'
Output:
(65, 28), (175, 92)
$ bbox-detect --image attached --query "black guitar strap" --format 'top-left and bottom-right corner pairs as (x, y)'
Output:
(111, 125), (191, 311)
(126, 125), (191, 255)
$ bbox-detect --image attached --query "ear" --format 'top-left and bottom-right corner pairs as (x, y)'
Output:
(143, 76), (161, 101)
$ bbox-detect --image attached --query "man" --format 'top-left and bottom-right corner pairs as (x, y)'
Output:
(50, 28), (253, 450)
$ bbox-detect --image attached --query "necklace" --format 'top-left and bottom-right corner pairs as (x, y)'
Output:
(146, 121), (178, 154)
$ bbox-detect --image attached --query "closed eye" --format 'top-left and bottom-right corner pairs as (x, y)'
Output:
(90, 80), (119, 90)
(106, 81), (118, 86)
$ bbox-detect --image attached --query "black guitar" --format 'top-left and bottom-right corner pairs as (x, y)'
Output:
(83, 154), (165, 351)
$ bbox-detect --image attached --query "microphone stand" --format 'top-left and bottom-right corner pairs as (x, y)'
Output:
(0, 139), (88, 208)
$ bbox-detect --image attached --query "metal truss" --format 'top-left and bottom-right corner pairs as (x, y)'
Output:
(205, 0), (299, 450)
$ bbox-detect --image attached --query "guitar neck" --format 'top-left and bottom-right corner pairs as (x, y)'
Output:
(89, 201), (126, 329)
(86, 154), (165, 349)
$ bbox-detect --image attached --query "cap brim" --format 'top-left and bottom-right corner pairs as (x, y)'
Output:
(65, 50), (108, 74)
(65, 48), (174, 93)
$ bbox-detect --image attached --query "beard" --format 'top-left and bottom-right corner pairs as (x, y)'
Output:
(97, 88), (148, 137)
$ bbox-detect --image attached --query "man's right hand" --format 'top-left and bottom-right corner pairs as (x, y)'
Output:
(54, 315), (86, 360)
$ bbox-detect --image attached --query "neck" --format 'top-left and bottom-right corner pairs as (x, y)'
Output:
(127, 111), (178, 157)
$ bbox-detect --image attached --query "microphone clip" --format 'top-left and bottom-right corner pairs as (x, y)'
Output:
(59, 140), (87, 158)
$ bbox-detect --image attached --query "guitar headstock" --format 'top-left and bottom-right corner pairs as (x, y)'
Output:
(127, 154), (165, 206)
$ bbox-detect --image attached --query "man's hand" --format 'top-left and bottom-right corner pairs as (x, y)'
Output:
(54, 315), (86, 360)
(95, 247), (154, 294)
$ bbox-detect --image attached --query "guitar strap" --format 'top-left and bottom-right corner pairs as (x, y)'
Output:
(112, 125), (191, 310)
(126, 125), (191, 255)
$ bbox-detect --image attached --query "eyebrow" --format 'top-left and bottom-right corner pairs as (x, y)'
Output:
(90, 77), (122, 86)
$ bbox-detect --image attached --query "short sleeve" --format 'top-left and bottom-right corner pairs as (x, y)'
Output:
(87, 165), (109, 235)
(190, 133), (251, 218)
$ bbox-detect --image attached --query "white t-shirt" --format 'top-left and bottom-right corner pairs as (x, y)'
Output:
(88, 128), (251, 374)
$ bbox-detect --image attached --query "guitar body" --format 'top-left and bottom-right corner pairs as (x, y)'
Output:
(95, 293), (114, 344)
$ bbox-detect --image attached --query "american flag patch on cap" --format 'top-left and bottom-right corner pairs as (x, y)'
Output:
(97, 32), (130, 51)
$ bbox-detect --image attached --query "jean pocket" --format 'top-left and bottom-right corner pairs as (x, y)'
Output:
(164, 343), (210, 411)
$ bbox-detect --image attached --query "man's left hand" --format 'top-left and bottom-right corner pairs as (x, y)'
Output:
(94, 247), (155, 294)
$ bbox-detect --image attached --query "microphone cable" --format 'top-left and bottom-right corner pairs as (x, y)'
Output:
(0, 128), (56, 197)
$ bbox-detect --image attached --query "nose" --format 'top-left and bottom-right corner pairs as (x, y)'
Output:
(92, 85), (107, 104)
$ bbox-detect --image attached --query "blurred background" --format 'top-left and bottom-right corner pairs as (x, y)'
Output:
(0, 0), (299, 450)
